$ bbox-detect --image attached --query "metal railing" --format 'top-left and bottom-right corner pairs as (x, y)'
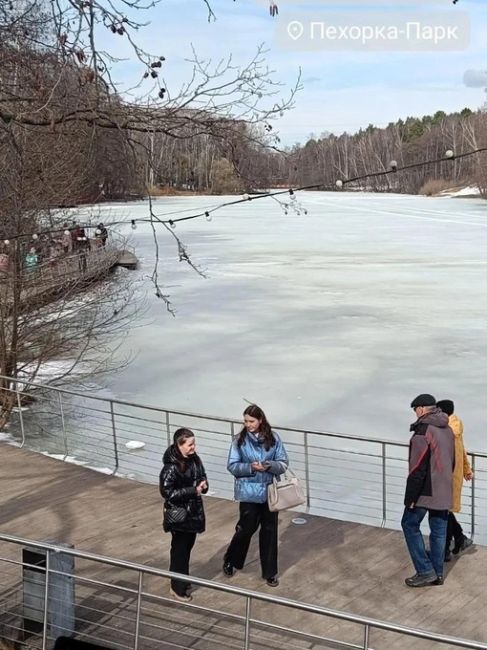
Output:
(0, 532), (486, 650)
(2, 375), (487, 543)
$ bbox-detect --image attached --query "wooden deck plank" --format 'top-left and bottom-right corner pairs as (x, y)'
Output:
(1, 443), (487, 649)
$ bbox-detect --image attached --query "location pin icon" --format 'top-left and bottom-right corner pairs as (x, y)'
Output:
(287, 20), (304, 41)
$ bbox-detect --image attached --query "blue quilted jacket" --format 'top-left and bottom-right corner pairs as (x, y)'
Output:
(227, 431), (288, 503)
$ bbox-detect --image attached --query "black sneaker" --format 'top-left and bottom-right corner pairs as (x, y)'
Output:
(405, 572), (437, 587)
(169, 588), (192, 602)
(444, 550), (452, 562)
(452, 537), (474, 556)
(433, 576), (444, 586)
(223, 561), (235, 577)
(266, 576), (279, 587)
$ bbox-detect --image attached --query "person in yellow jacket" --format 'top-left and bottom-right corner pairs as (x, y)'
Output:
(437, 400), (474, 561)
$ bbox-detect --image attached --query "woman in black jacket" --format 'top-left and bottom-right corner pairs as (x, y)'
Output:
(159, 428), (208, 602)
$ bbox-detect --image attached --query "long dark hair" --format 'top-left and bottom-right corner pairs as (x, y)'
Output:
(173, 427), (195, 472)
(237, 404), (275, 451)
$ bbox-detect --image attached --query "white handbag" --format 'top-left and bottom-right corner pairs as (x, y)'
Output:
(267, 469), (306, 512)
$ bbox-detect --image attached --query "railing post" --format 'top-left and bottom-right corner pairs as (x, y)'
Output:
(381, 443), (387, 527)
(15, 382), (26, 448)
(363, 623), (370, 650)
(471, 454), (476, 540)
(58, 392), (69, 460)
(110, 400), (120, 475)
(304, 432), (311, 511)
(243, 596), (252, 650)
(165, 411), (171, 447)
(133, 571), (143, 650)
(42, 550), (50, 650)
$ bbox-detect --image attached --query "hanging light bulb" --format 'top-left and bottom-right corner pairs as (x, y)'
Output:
(32, 233), (38, 240)
(169, 220), (176, 229)
(95, 229), (101, 235)
(205, 211), (212, 222)
(64, 230), (70, 236)
(335, 179), (344, 189)
(243, 193), (250, 200)
(445, 149), (454, 159)
(4, 240), (10, 245)
(390, 160), (398, 172)
(131, 220), (137, 230)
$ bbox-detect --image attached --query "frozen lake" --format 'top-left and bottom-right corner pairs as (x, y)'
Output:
(85, 191), (487, 451)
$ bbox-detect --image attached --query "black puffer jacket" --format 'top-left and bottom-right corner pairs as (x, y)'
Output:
(159, 445), (208, 533)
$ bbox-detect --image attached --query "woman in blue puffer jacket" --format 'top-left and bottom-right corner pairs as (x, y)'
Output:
(223, 404), (288, 587)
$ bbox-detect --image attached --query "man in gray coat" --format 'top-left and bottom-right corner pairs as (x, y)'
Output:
(401, 394), (455, 587)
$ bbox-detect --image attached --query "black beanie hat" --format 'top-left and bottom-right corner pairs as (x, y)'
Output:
(437, 399), (454, 416)
(410, 394), (436, 408)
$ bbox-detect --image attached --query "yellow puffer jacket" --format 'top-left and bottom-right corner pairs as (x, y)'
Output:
(449, 414), (472, 513)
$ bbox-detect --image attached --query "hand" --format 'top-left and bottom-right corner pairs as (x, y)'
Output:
(465, 471), (474, 481)
(196, 480), (207, 495)
(409, 502), (415, 510)
(251, 462), (266, 472)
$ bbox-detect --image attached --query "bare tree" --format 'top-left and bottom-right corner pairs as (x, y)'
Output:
(0, 0), (300, 422)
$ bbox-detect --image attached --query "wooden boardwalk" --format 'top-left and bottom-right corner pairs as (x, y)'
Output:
(0, 444), (485, 649)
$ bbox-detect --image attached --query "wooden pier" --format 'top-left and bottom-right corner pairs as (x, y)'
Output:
(0, 444), (485, 649)
(115, 250), (138, 270)
(1, 245), (138, 313)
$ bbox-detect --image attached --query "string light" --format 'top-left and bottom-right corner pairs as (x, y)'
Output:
(1, 146), (485, 243)
(205, 211), (212, 222)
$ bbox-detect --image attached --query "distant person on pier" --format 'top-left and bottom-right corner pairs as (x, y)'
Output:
(159, 428), (208, 602)
(223, 404), (288, 587)
(402, 394), (455, 587)
(436, 399), (474, 561)
(70, 221), (81, 252)
(61, 223), (72, 255)
(24, 247), (39, 272)
(95, 223), (108, 247)
(0, 247), (9, 273)
(76, 228), (91, 273)
(48, 240), (62, 269)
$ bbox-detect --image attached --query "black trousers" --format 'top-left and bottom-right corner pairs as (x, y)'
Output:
(169, 531), (196, 596)
(78, 252), (87, 273)
(224, 501), (278, 579)
(446, 512), (464, 551)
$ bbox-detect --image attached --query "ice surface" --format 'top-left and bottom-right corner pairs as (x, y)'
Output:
(80, 192), (487, 450)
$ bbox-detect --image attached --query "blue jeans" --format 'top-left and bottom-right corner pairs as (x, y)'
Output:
(401, 507), (448, 577)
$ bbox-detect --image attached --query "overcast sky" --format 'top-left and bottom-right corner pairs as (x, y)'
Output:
(114, 0), (487, 146)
